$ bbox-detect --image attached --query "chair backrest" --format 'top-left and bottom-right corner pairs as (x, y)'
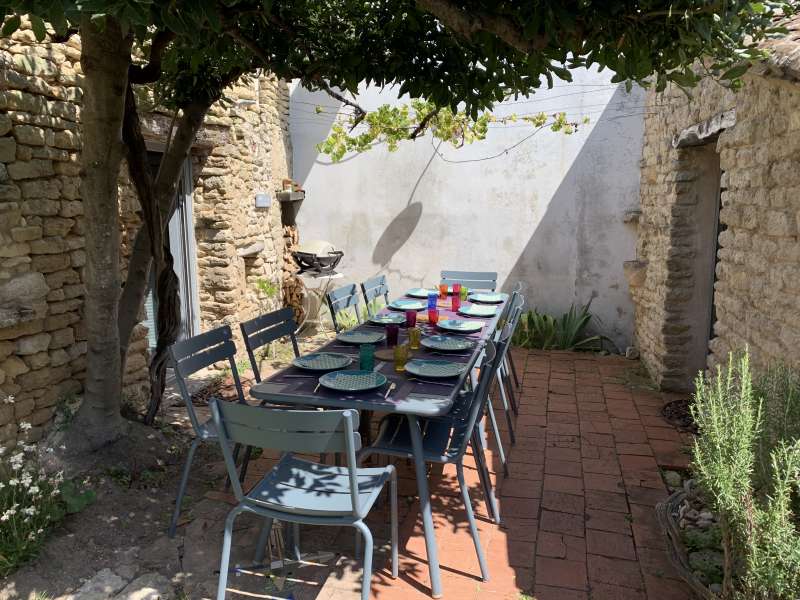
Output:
(210, 400), (366, 517)
(240, 308), (300, 383)
(360, 274), (390, 317)
(169, 325), (245, 434)
(449, 338), (501, 459)
(441, 270), (498, 292)
(325, 283), (362, 332)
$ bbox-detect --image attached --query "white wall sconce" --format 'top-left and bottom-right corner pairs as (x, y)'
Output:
(255, 192), (271, 209)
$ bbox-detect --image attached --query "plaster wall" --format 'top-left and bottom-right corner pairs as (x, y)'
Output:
(290, 69), (645, 349)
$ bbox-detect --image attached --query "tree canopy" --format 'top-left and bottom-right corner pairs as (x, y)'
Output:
(0, 0), (794, 447)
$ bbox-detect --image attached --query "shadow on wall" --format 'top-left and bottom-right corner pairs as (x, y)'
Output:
(501, 85), (644, 347)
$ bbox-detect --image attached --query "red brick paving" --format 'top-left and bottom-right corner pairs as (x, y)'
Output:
(358, 349), (697, 600)
(227, 349), (693, 600)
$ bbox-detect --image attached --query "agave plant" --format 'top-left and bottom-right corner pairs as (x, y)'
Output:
(513, 302), (611, 351)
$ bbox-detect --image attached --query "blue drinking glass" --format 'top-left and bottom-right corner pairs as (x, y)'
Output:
(427, 292), (438, 310)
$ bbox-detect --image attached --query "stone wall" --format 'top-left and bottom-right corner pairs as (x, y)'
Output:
(630, 71), (800, 389)
(0, 25), (291, 447)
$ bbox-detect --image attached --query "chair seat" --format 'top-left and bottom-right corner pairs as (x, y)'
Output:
(245, 454), (392, 517)
(369, 414), (468, 464)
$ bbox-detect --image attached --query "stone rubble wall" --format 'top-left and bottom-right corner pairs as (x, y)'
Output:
(281, 224), (305, 323)
(631, 73), (800, 389)
(0, 24), (291, 447)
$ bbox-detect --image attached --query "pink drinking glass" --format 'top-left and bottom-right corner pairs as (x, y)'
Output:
(386, 323), (399, 346)
(428, 308), (439, 325)
(405, 309), (417, 327)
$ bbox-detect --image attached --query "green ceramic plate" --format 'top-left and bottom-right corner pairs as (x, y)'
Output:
(292, 352), (352, 371)
(420, 335), (474, 352)
(336, 330), (386, 344)
(468, 292), (504, 304)
(406, 288), (437, 299)
(388, 299), (426, 311)
(369, 313), (406, 325)
(318, 370), (388, 392)
(437, 319), (483, 333)
(458, 304), (497, 317)
(405, 359), (465, 379)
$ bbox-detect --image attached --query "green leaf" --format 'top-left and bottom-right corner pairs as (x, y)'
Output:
(721, 63), (750, 81)
(30, 15), (47, 41)
(1, 14), (21, 37)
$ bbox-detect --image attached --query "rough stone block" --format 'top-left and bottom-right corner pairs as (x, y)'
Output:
(20, 177), (61, 199)
(29, 236), (68, 255)
(10, 225), (42, 242)
(31, 253), (70, 273)
(60, 200), (83, 217)
(12, 124), (46, 146)
(1, 356), (29, 378)
(49, 327), (74, 349)
(25, 351), (50, 370)
(21, 198), (60, 216)
(0, 137), (16, 162)
(7, 159), (54, 180)
(16, 332), (51, 355)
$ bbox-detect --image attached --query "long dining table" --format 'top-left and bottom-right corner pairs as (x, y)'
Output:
(250, 289), (509, 598)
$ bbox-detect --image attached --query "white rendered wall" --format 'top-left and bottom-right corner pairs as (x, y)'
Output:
(289, 69), (644, 349)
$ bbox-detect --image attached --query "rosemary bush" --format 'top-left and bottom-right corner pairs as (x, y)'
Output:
(690, 352), (800, 599)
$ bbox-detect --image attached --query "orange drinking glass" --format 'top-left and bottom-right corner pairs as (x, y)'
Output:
(439, 283), (448, 299)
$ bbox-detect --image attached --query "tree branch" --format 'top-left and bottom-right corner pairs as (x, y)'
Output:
(415, 0), (549, 53)
(128, 30), (177, 84)
(224, 26), (368, 123)
(409, 107), (440, 139)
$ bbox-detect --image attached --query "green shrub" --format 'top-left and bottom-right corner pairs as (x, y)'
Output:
(690, 352), (800, 599)
(511, 302), (611, 351)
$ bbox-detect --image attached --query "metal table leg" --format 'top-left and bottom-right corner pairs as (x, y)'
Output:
(406, 415), (443, 598)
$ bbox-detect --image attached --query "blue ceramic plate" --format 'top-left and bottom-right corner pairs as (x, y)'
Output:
(318, 370), (388, 392)
(405, 359), (465, 379)
(406, 288), (437, 299)
(420, 335), (474, 352)
(369, 313), (406, 325)
(388, 299), (426, 311)
(458, 304), (497, 317)
(437, 319), (483, 333)
(468, 292), (504, 304)
(292, 352), (352, 371)
(336, 330), (386, 344)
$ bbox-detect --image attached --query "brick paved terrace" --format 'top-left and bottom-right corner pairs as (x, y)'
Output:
(210, 348), (696, 600)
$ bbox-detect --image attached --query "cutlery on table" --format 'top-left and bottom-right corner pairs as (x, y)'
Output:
(408, 378), (454, 387)
(383, 382), (396, 399)
(313, 383), (321, 393)
(282, 374), (315, 379)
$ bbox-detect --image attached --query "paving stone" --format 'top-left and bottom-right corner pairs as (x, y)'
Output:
(587, 554), (644, 589)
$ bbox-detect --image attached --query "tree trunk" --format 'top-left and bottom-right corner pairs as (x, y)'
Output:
(70, 16), (132, 450)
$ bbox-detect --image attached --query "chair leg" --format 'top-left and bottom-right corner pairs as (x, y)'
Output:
(497, 380), (517, 445)
(507, 351), (521, 389)
(500, 365), (519, 416)
(169, 438), (199, 538)
(486, 396), (510, 477)
(456, 462), (490, 582)
(238, 445), (253, 484)
(217, 507), (242, 600)
(353, 521), (374, 600)
(471, 432), (501, 524)
(505, 369), (519, 415)
(292, 522), (302, 562)
(225, 443), (243, 491)
(253, 516), (274, 565)
(389, 468), (399, 579)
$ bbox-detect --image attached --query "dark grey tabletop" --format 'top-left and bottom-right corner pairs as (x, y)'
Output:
(250, 292), (508, 417)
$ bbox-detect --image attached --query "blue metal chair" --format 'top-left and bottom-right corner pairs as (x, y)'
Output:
(240, 307), (300, 383)
(440, 270), (498, 292)
(483, 296), (524, 478)
(325, 283), (363, 332)
(167, 325), (248, 538)
(360, 274), (390, 316)
(359, 335), (506, 582)
(211, 401), (398, 600)
(505, 282), (524, 389)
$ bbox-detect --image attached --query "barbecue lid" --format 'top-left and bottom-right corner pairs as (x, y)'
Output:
(294, 240), (338, 256)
